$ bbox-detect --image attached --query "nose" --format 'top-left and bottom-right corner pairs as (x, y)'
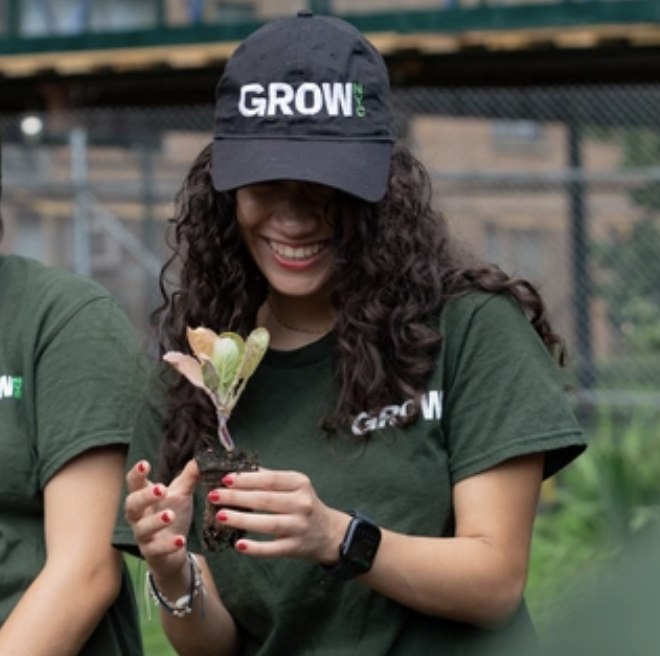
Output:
(272, 181), (326, 224)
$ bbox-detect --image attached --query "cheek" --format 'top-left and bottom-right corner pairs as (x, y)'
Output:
(236, 220), (254, 254)
(235, 209), (262, 259)
(235, 205), (256, 236)
(236, 196), (266, 230)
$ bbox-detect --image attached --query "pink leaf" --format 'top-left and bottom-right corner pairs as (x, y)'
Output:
(163, 351), (206, 390)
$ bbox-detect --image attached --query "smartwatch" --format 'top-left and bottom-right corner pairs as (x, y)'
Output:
(322, 510), (382, 581)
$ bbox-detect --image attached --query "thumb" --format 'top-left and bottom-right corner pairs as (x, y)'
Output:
(170, 457), (202, 496)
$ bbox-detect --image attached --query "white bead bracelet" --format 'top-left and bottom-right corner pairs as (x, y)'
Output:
(146, 552), (206, 619)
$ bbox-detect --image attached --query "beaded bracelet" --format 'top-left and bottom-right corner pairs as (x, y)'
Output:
(146, 552), (206, 618)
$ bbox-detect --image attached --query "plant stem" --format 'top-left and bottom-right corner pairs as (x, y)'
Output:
(217, 413), (235, 452)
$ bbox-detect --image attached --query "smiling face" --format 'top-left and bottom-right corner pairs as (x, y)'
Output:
(235, 181), (336, 302)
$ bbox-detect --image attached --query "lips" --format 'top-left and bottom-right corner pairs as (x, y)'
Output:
(267, 239), (329, 261)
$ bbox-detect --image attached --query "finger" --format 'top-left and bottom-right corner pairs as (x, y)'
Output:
(233, 535), (302, 559)
(214, 507), (302, 539)
(138, 528), (188, 561)
(168, 458), (202, 496)
(221, 469), (307, 492)
(124, 481), (168, 524)
(131, 509), (190, 562)
(207, 487), (301, 515)
(132, 508), (188, 555)
(125, 459), (152, 492)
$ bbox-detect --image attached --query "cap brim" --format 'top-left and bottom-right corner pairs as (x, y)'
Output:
(212, 138), (391, 203)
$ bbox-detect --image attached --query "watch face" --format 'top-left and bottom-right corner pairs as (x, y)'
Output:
(343, 519), (382, 570)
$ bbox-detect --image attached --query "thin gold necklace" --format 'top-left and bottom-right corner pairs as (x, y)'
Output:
(267, 297), (334, 335)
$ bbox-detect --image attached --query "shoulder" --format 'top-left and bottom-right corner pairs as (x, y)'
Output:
(4, 255), (126, 323)
(1, 255), (138, 356)
(438, 291), (529, 337)
(7, 255), (111, 301)
(437, 290), (555, 384)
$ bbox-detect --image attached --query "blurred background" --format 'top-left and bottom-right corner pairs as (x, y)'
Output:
(2, 1), (660, 654)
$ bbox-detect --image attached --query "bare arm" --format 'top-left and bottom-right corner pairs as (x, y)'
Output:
(360, 453), (544, 626)
(0, 446), (127, 656)
(125, 460), (238, 656)
(150, 555), (236, 656)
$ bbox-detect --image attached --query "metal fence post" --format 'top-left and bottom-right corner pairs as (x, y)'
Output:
(70, 127), (91, 276)
(155, 0), (166, 28)
(139, 142), (160, 310)
(7, 0), (20, 38)
(567, 120), (595, 393)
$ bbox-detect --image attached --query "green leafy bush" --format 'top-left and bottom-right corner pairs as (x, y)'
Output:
(527, 408), (660, 633)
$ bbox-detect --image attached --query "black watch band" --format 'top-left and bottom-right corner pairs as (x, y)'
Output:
(322, 510), (382, 581)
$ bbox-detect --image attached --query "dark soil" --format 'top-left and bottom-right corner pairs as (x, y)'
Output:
(195, 442), (260, 553)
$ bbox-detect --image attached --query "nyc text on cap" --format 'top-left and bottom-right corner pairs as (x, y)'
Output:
(212, 11), (396, 202)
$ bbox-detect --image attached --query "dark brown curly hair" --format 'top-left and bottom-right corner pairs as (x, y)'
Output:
(154, 141), (566, 481)
(0, 132), (4, 244)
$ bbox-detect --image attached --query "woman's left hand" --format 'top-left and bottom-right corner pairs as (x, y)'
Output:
(207, 469), (349, 564)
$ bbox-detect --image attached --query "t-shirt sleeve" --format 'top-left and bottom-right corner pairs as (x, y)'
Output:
(36, 296), (146, 487)
(441, 294), (586, 484)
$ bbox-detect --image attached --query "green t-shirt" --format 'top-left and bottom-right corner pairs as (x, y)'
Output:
(0, 254), (144, 656)
(116, 293), (585, 655)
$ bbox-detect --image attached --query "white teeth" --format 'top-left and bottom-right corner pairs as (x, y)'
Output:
(269, 241), (326, 260)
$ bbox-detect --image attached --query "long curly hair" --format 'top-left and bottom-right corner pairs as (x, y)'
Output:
(0, 134), (4, 244)
(154, 142), (566, 481)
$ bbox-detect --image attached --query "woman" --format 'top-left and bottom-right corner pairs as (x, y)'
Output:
(0, 134), (145, 656)
(117, 11), (586, 656)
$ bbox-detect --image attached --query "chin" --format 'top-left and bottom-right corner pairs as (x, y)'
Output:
(267, 277), (331, 298)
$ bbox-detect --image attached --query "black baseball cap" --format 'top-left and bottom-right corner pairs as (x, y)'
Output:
(212, 11), (396, 203)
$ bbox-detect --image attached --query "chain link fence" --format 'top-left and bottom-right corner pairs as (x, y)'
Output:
(2, 83), (660, 411)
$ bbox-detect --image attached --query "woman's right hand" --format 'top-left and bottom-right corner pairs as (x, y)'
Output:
(124, 458), (201, 577)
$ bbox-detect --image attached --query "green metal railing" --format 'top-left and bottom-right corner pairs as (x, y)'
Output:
(2, 0), (660, 56)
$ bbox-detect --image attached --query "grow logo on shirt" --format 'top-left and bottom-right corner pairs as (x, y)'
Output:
(351, 390), (443, 435)
(0, 375), (23, 400)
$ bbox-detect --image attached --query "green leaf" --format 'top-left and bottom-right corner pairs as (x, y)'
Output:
(239, 327), (270, 380)
(201, 357), (220, 395)
(212, 334), (244, 399)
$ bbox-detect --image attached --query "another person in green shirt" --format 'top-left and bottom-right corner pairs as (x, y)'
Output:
(0, 134), (145, 656)
(117, 12), (586, 656)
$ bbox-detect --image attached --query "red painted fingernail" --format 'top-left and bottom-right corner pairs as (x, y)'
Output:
(174, 536), (185, 548)
(208, 490), (221, 502)
(216, 511), (228, 522)
(137, 461), (147, 473)
(160, 511), (171, 523)
(222, 475), (234, 486)
(153, 485), (164, 498)
(236, 541), (248, 552)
